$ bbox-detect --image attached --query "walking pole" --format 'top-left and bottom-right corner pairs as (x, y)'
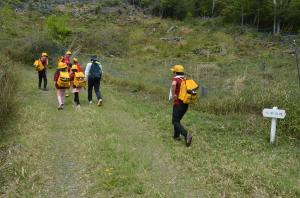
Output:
(293, 40), (300, 91)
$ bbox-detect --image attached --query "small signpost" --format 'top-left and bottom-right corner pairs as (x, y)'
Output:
(262, 107), (286, 144)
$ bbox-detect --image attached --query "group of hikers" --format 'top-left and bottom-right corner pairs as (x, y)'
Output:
(34, 52), (198, 147)
(34, 51), (103, 110)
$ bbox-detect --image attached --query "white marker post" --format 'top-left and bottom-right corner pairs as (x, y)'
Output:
(262, 107), (286, 144)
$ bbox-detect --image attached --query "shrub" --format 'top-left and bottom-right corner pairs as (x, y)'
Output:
(5, 35), (64, 65)
(46, 15), (71, 42)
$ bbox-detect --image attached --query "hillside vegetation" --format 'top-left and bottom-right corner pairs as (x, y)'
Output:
(4, 0), (300, 32)
(1, 3), (298, 137)
(0, 2), (299, 197)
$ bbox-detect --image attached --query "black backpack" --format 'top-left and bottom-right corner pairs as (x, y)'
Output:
(89, 61), (102, 79)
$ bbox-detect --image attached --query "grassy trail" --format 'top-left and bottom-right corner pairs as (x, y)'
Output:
(0, 66), (199, 197)
(0, 65), (299, 197)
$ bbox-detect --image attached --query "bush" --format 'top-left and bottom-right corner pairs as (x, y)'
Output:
(0, 55), (18, 130)
(46, 15), (71, 42)
(5, 35), (64, 65)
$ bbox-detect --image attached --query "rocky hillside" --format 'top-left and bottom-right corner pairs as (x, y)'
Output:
(1, 0), (127, 13)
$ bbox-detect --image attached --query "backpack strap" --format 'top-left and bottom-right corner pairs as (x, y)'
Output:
(179, 77), (186, 83)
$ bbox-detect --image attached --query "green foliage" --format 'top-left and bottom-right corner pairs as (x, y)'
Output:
(0, 6), (18, 36)
(0, 9), (64, 64)
(132, 0), (300, 32)
(46, 15), (71, 41)
(0, 4), (299, 196)
(8, 35), (64, 64)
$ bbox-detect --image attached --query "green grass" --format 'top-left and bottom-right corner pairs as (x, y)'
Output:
(0, 55), (18, 139)
(0, 63), (299, 197)
(0, 4), (299, 197)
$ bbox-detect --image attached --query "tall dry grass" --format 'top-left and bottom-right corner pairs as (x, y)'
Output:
(0, 55), (18, 130)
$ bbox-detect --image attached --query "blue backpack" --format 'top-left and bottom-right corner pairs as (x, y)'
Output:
(89, 61), (102, 79)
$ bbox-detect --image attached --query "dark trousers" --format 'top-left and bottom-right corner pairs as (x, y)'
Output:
(88, 77), (102, 101)
(172, 103), (189, 139)
(74, 92), (80, 105)
(38, 70), (47, 89)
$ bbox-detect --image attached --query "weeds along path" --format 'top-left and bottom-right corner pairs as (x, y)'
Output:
(0, 65), (198, 197)
(2, 65), (299, 197)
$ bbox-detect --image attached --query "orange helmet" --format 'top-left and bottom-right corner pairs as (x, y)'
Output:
(170, 65), (184, 73)
(71, 65), (78, 70)
(57, 62), (67, 69)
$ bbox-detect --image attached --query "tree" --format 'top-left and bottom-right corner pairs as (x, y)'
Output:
(130, 0), (300, 32)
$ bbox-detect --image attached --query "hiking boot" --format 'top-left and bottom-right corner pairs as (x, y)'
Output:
(186, 132), (192, 147)
(97, 99), (103, 106)
(58, 104), (63, 110)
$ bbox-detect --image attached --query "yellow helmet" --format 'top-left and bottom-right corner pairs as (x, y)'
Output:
(71, 65), (78, 70)
(66, 51), (72, 55)
(171, 65), (184, 73)
(41, 52), (48, 57)
(73, 58), (78, 62)
(57, 62), (67, 69)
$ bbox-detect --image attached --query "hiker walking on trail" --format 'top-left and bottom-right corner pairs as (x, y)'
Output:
(70, 65), (86, 107)
(63, 51), (72, 97)
(72, 58), (83, 72)
(85, 55), (103, 106)
(34, 52), (48, 91)
(64, 51), (72, 68)
(54, 62), (71, 110)
(170, 65), (193, 147)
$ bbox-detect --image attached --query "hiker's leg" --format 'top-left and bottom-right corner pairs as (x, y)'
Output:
(73, 92), (77, 103)
(61, 89), (65, 104)
(177, 104), (189, 138)
(77, 93), (80, 105)
(94, 77), (101, 100)
(74, 92), (79, 105)
(178, 104), (188, 120)
(43, 70), (47, 89)
(57, 89), (63, 105)
(88, 78), (93, 101)
(38, 71), (42, 89)
(172, 105), (181, 138)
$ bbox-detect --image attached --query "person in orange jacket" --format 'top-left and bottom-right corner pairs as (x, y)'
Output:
(169, 65), (192, 147)
(64, 51), (72, 68)
(34, 52), (48, 91)
(54, 62), (69, 110)
(69, 65), (84, 107)
(63, 51), (72, 97)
